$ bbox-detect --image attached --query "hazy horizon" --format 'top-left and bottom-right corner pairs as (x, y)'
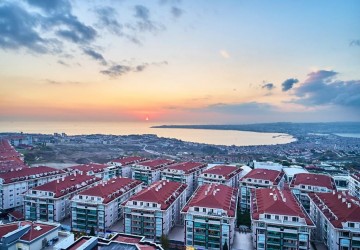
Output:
(1, 0), (359, 123)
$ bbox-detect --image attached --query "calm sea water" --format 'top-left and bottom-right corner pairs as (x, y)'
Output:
(0, 121), (296, 146)
(335, 133), (360, 138)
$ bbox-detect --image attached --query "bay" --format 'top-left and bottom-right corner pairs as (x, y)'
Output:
(0, 121), (296, 146)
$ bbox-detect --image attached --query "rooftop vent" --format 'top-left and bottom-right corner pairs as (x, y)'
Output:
(34, 226), (42, 231)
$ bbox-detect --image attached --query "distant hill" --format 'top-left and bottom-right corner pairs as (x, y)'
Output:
(152, 122), (360, 135)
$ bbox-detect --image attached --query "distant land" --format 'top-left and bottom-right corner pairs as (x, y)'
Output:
(152, 122), (360, 135)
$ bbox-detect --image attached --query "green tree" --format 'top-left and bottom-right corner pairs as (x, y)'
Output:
(160, 234), (170, 250)
(89, 226), (95, 236)
(223, 241), (229, 250)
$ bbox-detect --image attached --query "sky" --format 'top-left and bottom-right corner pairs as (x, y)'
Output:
(0, 0), (359, 124)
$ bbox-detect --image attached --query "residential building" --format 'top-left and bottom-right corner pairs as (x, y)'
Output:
(108, 156), (148, 178)
(309, 191), (360, 250)
(290, 173), (336, 212)
(251, 187), (315, 250)
(23, 174), (101, 222)
(0, 166), (67, 212)
(122, 180), (187, 240)
(239, 168), (285, 211)
(182, 184), (238, 249)
(253, 161), (284, 171)
(349, 173), (360, 199)
(283, 167), (309, 183)
(65, 234), (163, 250)
(197, 165), (243, 187)
(161, 161), (207, 199)
(71, 177), (142, 236)
(0, 221), (68, 250)
(131, 159), (174, 186)
(67, 163), (117, 180)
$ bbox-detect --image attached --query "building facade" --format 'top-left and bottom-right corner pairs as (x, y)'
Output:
(71, 177), (142, 236)
(67, 163), (117, 180)
(108, 156), (148, 178)
(239, 168), (285, 211)
(309, 191), (360, 250)
(0, 166), (67, 212)
(197, 165), (243, 187)
(24, 174), (101, 222)
(349, 173), (360, 199)
(161, 162), (207, 199)
(290, 173), (336, 212)
(122, 180), (187, 240)
(251, 187), (315, 250)
(131, 159), (174, 186)
(182, 183), (238, 249)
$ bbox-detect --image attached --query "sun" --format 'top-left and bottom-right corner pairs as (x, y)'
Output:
(145, 116), (149, 121)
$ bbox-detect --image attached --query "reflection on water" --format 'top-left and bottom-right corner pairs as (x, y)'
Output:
(0, 121), (296, 146)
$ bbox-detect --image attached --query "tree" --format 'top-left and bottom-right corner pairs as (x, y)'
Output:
(89, 226), (95, 236)
(160, 234), (170, 250)
(223, 241), (229, 250)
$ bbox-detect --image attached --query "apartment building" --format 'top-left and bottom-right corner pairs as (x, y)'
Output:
(122, 180), (187, 240)
(23, 174), (101, 222)
(67, 163), (117, 180)
(309, 191), (360, 250)
(131, 159), (174, 186)
(71, 177), (142, 236)
(290, 173), (336, 212)
(182, 183), (238, 250)
(239, 168), (285, 211)
(198, 165), (243, 187)
(108, 156), (148, 178)
(0, 166), (67, 212)
(161, 161), (207, 199)
(251, 187), (315, 250)
(349, 173), (360, 199)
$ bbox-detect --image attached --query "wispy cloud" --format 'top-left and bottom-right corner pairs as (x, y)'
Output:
(282, 78), (299, 92)
(219, 50), (230, 59)
(350, 39), (360, 47)
(82, 48), (107, 65)
(262, 83), (275, 91)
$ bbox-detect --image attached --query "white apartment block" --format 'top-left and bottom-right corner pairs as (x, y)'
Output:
(67, 163), (117, 180)
(251, 187), (315, 250)
(108, 156), (148, 178)
(239, 168), (285, 211)
(198, 165), (243, 187)
(24, 174), (101, 222)
(71, 177), (142, 236)
(131, 159), (174, 186)
(349, 173), (360, 199)
(0, 166), (67, 212)
(182, 183), (238, 250)
(122, 180), (187, 240)
(309, 191), (360, 250)
(161, 162), (207, 199)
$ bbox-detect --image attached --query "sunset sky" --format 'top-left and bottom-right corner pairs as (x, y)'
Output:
(0, 0), (359, 123)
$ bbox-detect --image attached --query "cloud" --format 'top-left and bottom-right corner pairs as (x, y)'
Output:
(0, 3), (48, 53)
(219, 50), (230, 59)
(57, 60), (69, 67)
(282, 78), (299, 92)
(45, 79), (80, 85)
(262, 83), (275, 91)
(101, 61), (168, 78)
(95, 7), (123, 36)
(293, 70), (360, 109)
(171, 7), (184, 18)
(350, 40), (360, 47)
(26, 0), (71, 14)
(132, 5), (165, 33)
(203, 102), (275, 114)
(83, 48), (107, 65)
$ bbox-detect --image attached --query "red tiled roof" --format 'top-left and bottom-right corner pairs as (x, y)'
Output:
(0, 139), (22, 161)
(78, 177), (142, 204)
(8, 211), (24, 220)
(201, 165), (243, 180)
(67, 238), (88, 250)
(241, 168), (284, 185)
(135, 159), (175, 170)
(290, 173), (336, 190)
(182, 184), (238, 217)
(0, 166), (65, 184)
(308, 191), (360, 228)
(0, 158), (28, 173)
(110, 156), (148, 166)
(125, 180), (187, 210)
(0, 221), (58, 242)
(251, 188), (314, 226)
(164, 162), (207, 174)
(32, 174), (101, 198)
(68, 163), (109, 173)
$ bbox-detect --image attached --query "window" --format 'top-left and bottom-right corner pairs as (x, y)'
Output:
(265, 214), (271, 219)
(194, 207), (199, 212)
(349, 223), (355, 228)
(292, 217), (298, 222)
(284, 216), (288, 221)
(275, 215), (279, 220)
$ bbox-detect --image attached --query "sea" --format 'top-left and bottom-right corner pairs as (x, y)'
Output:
(0, 121), (296, 146)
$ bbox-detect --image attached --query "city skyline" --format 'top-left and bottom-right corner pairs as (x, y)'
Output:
(0, 0), (359, 123)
